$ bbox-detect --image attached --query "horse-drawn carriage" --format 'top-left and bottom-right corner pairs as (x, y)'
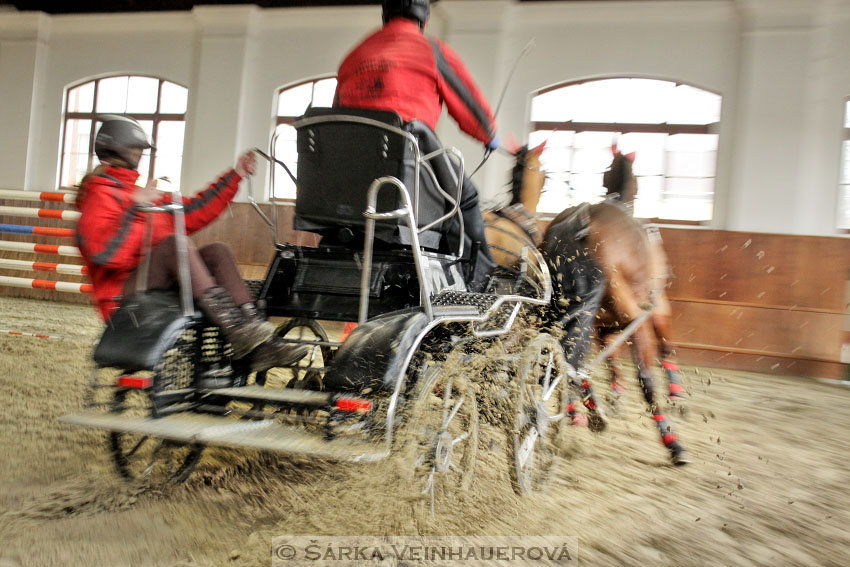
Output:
(60, 107), (582, 508)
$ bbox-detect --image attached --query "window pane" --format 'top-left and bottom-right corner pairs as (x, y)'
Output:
(841, 140), (850, 185)
(61, 153), (92, 187)
(666, 150), (717, 178)
(126, 76), (159, 113)
(273, 124), (298, 198)
(568, 172), (605, 202)
(633, 175), (664, 217)
(572, 80), (626, 123)
(67, 83), (94, 113)
(616, 79), (674, 124)
(136, 120), (154, 144)
(63, 119), (92, 154)
(531, 88), (572, 122)
(312, 78), (338, 108)
(277, 83), (313, 117)
(136, 153), (151, 188)
(540, 146), (572, 174)
(96, 76), (129, 113)
(154, 155), (182, 190)
(839, 184), (850, 229)
(620, 132), (666, 176)
(668, 85), (721, 125)
(155, 121), (185, 156)
(160, 81), (188, 114)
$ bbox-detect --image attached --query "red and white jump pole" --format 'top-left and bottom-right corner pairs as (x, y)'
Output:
(0, 189), (76, 204)
(0, 258), (88, 276)
(0, 205), (81, 221)
(0, 275), (92, 294)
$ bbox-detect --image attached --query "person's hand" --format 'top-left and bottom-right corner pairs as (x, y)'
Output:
(486, 136), (499, 151)
(131, 177), (161, 204)
(235, 150), (257, 178)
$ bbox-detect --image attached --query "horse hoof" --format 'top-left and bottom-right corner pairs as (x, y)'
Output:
(671, 448), (691, 466)
(587, 411), (608, 433)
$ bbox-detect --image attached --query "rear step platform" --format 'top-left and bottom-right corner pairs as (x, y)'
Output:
(203, 385), (332, 405)
(59, 412), (386, 462)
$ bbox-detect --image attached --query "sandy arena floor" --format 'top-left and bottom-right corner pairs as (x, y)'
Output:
(0, 296), (848, 566)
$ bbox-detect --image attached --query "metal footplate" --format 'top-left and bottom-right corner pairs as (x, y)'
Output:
(203, 385), (332, 406)
(432, 290), (520, 333)
(432, 290), (499, 313)
(59, 412), (385, 462)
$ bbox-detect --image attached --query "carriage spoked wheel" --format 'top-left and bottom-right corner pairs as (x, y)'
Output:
(400, 362), (479, 517)
(509, 333), (569, 495)
(251, 318), (331, 419)
(109, 387), (204, 484)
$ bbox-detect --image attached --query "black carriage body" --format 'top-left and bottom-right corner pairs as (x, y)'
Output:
(259, 243), (464, 321)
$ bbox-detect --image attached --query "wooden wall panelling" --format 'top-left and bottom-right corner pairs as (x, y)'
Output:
(670, 300), (843, 362)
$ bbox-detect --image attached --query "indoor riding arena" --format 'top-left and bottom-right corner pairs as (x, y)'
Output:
(1, 1), (849, 567)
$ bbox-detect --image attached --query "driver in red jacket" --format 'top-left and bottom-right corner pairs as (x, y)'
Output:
(335, 0), (498, 290)
(76, 115), (305, 384)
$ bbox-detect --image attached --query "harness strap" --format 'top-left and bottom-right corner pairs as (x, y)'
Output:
(495, 203), (542, 246)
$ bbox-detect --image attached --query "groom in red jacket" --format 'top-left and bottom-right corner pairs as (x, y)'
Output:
(335, 0), (498, 291)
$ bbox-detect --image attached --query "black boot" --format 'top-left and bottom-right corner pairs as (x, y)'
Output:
(197, 287), (274, 360)
(240, 302), (309, 372)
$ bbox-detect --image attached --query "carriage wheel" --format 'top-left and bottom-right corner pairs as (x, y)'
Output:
(255, 318), (331, 387)
(509, 333), (569, 495)
(251, 319), (330, 419)
(400, 364), (479, 516)
(108, 388), (204, 484)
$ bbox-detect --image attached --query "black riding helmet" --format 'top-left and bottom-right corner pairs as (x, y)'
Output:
(382, 0), (432, 27)
(94, 114), (153, 170)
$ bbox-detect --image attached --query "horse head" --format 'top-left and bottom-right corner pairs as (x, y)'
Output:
(603, 144), (637, 205)
(508, 139), (546, 214)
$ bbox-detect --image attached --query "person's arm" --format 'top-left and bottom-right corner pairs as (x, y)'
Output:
(181, 151), (256, 234)
(430, 38), (498, 148)
(76, 181), (149, 271)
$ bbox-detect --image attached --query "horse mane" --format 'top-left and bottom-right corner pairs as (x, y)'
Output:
(508, 145), (530, 206)
(602, 152), (633, 200)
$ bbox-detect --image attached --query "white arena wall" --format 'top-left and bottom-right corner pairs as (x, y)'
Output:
(1, 0), (850, 236)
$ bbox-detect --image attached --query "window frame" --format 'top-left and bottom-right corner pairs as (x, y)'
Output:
(59, 74), (188, 188)
(271, 74), (338, 200)
(530, 77), (721, 224)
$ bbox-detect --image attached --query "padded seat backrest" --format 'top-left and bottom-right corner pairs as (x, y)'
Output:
(294, 107), (444, 249)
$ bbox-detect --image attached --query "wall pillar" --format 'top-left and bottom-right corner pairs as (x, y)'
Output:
(183, 5), (259, 196)
(0, 12), (50, 191)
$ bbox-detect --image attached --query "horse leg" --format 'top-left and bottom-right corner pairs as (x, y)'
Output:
(652, 303), (688, 417)
(603, 334), (628, 413)
(545, 233), (607, 432)
(631, 324), (689, 465)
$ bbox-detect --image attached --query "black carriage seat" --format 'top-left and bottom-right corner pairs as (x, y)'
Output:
(294, 107), (459, 251)
(93, 291), (192, 372)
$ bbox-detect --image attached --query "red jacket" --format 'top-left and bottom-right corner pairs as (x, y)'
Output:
(336, 18), (497, 145)
(76, 166), (242, 320)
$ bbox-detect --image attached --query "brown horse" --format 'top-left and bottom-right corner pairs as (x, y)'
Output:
(598, 149), (687, 411)
(542, 150), (689, 466)
(483, 141), (547, 269)
(483, 142), (609, 431)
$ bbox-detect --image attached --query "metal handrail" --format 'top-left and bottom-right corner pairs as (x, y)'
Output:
(136, 198), (193, 318)
(359, 176), (434, 323)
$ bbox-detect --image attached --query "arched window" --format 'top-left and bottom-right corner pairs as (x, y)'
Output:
(839, 98), (850, 230)
(59, 75), (188, 189)
(529, 78), (721, 221)
(272, 75), (337, 199)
